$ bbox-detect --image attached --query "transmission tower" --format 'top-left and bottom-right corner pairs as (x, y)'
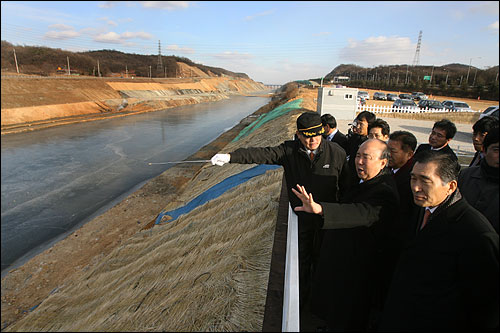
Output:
(156, 40), (163, 73)
(412, 30), (422, 67)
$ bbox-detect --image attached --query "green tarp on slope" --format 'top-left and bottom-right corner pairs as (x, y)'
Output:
(232, 98), (303, 142)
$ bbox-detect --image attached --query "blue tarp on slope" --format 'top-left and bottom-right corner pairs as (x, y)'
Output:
(155, 164), (281, 224)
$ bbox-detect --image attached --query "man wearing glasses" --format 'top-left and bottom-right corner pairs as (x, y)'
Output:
(346, 111), (376, 182)
(414, 119), (458, 161)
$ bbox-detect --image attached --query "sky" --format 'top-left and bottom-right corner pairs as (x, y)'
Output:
(1, 1), (499, 85)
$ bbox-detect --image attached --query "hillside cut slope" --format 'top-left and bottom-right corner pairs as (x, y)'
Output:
(1, 75), (267, 133)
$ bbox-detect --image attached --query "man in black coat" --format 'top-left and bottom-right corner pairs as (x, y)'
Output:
(468, 116), (498, 166)
(379, 150), (499, 331)
(414, 118), (458, 161)
(345, 111), (376, 184)
(321, 113), (348, 152)
(293, 139), (400, 331)
(387, 130), (418, 233)
(211, 111), (350, 314)
(459, 129), (499, 233)
(382, 130), (419, 309)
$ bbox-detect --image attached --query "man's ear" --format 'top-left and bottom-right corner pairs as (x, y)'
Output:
(447, 180), (458, 195)
(381, 158), (388, 169)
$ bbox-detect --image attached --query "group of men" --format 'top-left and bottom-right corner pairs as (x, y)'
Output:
(210, 109), (499, 331)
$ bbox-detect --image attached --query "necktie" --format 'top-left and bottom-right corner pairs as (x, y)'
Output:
(420, 209), (431, 230)
(310, 152), (315, 160)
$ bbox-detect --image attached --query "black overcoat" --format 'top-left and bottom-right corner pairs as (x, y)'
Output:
(230, 137), (350, 224)
(310, 169), (400, 330)
(414, 142), (458, 161)
(379, 189), (499, 331)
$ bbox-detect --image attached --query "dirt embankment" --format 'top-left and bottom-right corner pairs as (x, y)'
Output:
(1, 74), (268, 134)
(0, 88), (292, 331)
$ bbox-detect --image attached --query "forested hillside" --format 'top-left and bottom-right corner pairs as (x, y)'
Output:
(321, 63), (499, 100)
(1, 41), (249, 79)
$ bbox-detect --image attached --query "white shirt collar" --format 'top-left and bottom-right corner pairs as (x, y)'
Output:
(327, 128), (338, 141)
(426, 206), (438, 214)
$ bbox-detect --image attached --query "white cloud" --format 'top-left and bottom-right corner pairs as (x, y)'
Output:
(94, 31), (152, 44)
(44, 24), (80, 40)
(98, 17), (118, 26)
(98, 2), (116, 8)
(44, 29), (81, 40)
(165, 44), (195, 54)
(208, 52), (254, 69)
(94, 31), (123, 44)
(338, 36), (414, 66)
(48, 23), (74, 31)
(487, 20), (499, 34)
(121, 31), (153, 39)
(140, 1), (190, 10)
(211, 51), (253, 61)
(245, 10), (274, 21)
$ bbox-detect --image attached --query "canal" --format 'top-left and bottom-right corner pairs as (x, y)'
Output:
(1, 95), (270, 276)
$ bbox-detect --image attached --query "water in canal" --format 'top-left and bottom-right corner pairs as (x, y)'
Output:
(1, 96), (270, 276)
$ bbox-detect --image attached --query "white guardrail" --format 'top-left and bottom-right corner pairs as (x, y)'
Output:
(282, 204), (300, 332)
(357, 104), (478, 114)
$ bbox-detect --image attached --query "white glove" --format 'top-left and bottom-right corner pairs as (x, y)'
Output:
(211, 153), (231, 166)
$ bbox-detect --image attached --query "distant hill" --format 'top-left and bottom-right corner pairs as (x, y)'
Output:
(323, 63), (498, 85)
(0, 41), (250, 79)
(317, 63), (499, 100)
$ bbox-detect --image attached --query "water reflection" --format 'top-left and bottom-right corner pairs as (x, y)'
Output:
(1, 96), (269, 274)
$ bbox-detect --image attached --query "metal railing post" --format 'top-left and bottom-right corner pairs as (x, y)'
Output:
(282, 204), (300, 332)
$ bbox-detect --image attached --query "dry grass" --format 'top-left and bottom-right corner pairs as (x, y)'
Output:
(5, 98), (305, 332)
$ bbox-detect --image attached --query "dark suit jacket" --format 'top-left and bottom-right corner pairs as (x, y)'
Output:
(230, 138), (350, 231)
(458, 160), (499, 233)
(414, 143), (458, 161)
(379, 189), (499, 331)
(392, 158), (418, 243)
(327, 130), (348, 152)
(310, 169), (400, 330)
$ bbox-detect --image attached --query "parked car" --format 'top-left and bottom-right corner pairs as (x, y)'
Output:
(392, 99), (418, 112)
(357, 96), (366, 106)
(358, 91), (370, 100)
(373, 92), (386, 100)
(386, 93), (399, 101)
(442, 100), (474, 112)
(418, 99), (444, 111)
(399, 93), (413, 100)
(479, 105), (499, 119)
(411, 92), (428, 101)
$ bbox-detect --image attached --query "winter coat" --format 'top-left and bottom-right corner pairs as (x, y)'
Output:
(458, 159), (499, 233)
(379, 189), (499, 331)
(230, 137), (350, 229)
(415, 143), (458, 161)
(310, 169), (400, 330)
